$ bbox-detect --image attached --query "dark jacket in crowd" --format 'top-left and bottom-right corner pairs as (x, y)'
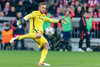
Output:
(24, 1), (38, 14)
(0, 0), (7, 10)
(7, 11), (16, 17)
(16, 5), (25, 16)
(82, 7), (88, 12)
(48, 5), (58, 17)
(10, 0), (19, 7)
(11, 17), (27, 36)
(23, 1), (33, 14)
(75, 11), (82, 17)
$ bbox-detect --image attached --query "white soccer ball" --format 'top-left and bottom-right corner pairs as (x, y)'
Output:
(45, 27), (54, 36)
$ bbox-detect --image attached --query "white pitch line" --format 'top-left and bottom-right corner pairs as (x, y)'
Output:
(54, 64), (100, 67)
(54, 66), (71, 67)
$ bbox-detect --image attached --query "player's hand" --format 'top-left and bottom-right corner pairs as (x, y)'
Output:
(17, 19), (25, 26)
(17, 21), (21, 26)
(60, 19), (68, 24)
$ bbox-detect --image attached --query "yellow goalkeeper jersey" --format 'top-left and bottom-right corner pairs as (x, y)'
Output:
(23, 11), (59, 34)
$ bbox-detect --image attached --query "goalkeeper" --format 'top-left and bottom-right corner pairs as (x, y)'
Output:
(10, 2), (67, 66)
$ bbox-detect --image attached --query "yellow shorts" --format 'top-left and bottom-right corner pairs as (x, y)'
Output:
(18, 30), (48, 48)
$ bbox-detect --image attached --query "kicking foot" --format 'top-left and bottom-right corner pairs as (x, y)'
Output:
(38, 62), (51, 66)
(10, 36), (19, 44)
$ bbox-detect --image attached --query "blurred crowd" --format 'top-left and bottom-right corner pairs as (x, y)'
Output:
(49, 0), (100, 17)
(0, 0), (48, 17)
(0, 0), (100, 51)
(0, 0), (100, 17)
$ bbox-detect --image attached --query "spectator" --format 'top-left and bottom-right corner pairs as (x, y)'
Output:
(88, 0), (98, 7)
(81, 0), (87, 3)
(16, 0), (25, 17)
(0, 11), (4, 17)
(92, 12), (100, 38)
(7, 6), (16, 17)
(98, 7), (100, 18)
(32, 1), (39, 11)
(23, 0), (34, 14)
(23, 0), (39, 13)
(61, 1), (68, 15)
(59, 9), (75, 51)
(2, 22), (13, 50)
(4, 2), (10, 16)
(38, 0), (47, 2)
(58, 0), (64, 8)
(82, 2), (88, 12)
(0, 11), (5, 23)
(78, 11), (93, 52)
(69, 5), (75, 12)
(48, 2), (58, 17)
(11, 12), (27, 50)
(88, 7), (93, 17)
(0, 0), (7, 10)
(93, 12), (98, 18)
(68, 0), (75, 7)
(0, 4), (2, 12)
(10, 0), (18, 7)
(74, 1), (80, 9)
(75, 6), (82, 17)
(93, 7), (98, 13)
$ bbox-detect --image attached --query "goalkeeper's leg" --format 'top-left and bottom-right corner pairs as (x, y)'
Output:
(38, 43), (51, 66)
(10, 33), (36, 44)
(34, 35), (50, 66)
(18, 33), (35, 40)
(38, 43), (50, 66)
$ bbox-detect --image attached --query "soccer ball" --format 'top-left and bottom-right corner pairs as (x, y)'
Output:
(45, 27), (54, 36)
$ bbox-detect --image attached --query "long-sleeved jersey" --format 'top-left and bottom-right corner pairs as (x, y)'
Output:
(23, 11), (59, 34)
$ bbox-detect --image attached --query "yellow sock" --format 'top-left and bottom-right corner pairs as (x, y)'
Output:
(39, 48), (48, 63)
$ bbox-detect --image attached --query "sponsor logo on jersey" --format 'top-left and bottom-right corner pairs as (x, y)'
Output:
(39, 17), (44, 21)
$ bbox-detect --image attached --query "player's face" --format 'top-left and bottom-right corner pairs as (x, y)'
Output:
(65, 11), (69, 16)
(39, 5), (46, 14)
(87, 13), (91, 17)
(17, 12), (22, 18)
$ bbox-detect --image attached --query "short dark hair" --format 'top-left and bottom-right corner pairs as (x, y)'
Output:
(82, 11), (87, 16)
(39, 2), (47, 6)
(17, 11), (22, 14)
(87, 11), (91, 13)
(82, 2), (87, 4)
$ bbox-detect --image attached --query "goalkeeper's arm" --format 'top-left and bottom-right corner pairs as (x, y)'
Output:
(17, 13), (35, 25)
(17, 19), (25, 25)
(45, 17), (68, 24)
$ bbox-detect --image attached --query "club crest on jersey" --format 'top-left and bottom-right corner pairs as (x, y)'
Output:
(39, 17), (44, 21)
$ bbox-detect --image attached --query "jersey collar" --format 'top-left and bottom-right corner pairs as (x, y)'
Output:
(37, 11), (42, 15)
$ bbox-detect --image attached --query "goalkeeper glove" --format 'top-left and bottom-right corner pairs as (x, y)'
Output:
(59, 19), (68, 24)
(17, 19), (25, 25)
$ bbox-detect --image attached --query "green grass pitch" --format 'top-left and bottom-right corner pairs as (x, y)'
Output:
(0, 50), (100, 67)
